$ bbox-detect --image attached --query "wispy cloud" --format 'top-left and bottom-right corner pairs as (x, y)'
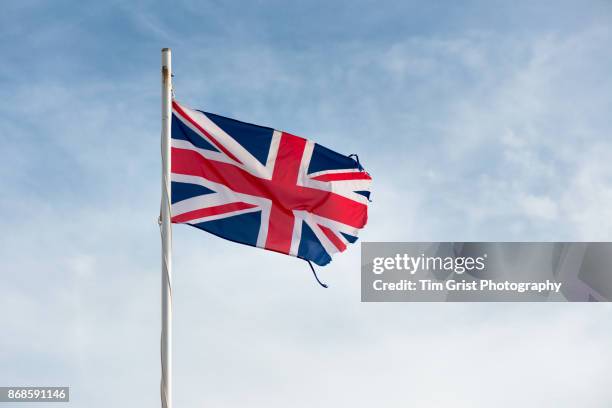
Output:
(1, 1), (612, 407)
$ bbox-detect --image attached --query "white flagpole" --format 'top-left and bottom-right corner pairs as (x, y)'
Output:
(160, 48), (173, 408)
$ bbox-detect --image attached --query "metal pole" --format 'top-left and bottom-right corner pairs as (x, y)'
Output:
(160, 48), (173, 408)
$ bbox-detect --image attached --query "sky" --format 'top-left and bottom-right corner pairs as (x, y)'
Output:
(2, 0), (612, 407)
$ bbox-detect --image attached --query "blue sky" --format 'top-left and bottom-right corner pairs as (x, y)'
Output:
(2, 1), (612, 407)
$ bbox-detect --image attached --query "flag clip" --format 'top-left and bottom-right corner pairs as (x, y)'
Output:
(348, 153), (363, 171)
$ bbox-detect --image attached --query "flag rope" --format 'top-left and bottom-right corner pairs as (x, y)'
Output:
(307, 260), (328, 288)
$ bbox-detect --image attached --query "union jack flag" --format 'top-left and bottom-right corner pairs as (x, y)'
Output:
(170, 100), (372, 266)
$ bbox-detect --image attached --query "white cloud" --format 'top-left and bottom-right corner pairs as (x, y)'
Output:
(519, 194), (559, 221)
(2, 4), (612, 407)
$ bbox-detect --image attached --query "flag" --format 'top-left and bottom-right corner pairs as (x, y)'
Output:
(170, 100), (372, 266)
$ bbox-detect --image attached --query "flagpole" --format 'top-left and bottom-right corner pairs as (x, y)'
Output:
(160, 47), (173, 408)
